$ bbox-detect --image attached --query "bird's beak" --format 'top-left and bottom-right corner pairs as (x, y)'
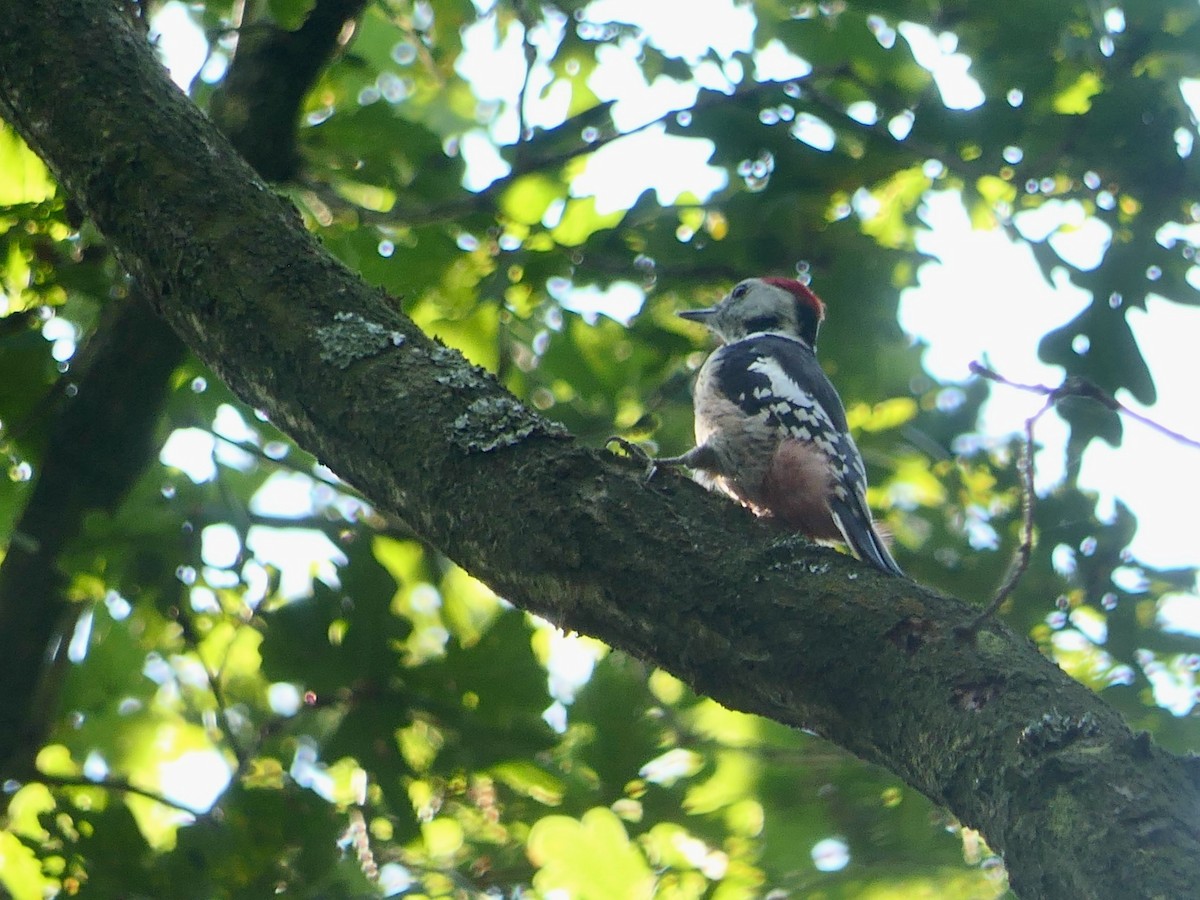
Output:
(677, 306), (717, 323)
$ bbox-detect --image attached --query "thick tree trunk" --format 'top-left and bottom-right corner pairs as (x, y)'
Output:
(0, 292), (183, 776)
(0, 2), (1197, 897)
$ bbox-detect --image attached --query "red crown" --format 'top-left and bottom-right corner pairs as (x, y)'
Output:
(761, 276), (826, 321)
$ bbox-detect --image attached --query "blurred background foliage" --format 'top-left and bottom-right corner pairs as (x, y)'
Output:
(2, 0), (1200, 896)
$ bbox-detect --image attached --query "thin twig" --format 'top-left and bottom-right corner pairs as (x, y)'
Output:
(40, 774), (203, 815)
(516, 12), (536, 150)
(1107, 394), (1200, 449)
(969, 361), (1200, 449)
(207, 429), (417, 538)
(966, 395), (1052, 630)
(206, 429), (347, 489)
(176, 609), (251, 772)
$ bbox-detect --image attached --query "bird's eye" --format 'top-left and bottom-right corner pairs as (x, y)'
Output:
(731, 283), (748, 299)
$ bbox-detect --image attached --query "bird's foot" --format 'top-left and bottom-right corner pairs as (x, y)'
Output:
(605, 436), (663, 482)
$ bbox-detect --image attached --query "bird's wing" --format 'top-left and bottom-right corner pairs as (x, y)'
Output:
(719, 336), (903, 576)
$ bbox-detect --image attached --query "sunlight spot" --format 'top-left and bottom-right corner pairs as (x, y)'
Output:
(42, 317), (77, 362)
(585, 0), (754, 61)
(82, 751), (109, 782)
(290, 739), (336, 801)
(1138, 651), (1196, 716)
(1112, 566), (1150, 593)
(1078, 297), (1200, 568)
(67, 607), (93, 663)
(545, 629), (602, 703)
(590, 44), (701, 132)
(1014, 200), (1112, 270)
(149, 2), (208, 90)
(381, 863), (415, 896)
(409, 583), (442, 613)
(213, 404), (256, 443)
(211, 407), (258, 472)
(105, 591), (132, 621)
(867, 15), (896, 48)
(201, 523), (241, 569)
(846, 101), (879, 125)
(1069, 607), (1108, 645)
(550, 279), (645, 325)
(791, 113), (836, 151)
(246, 526), (345, 600)
(460, 129), (511, 191)
(576, 126), (725, 212)
(1180, 78), (1200, 125)
(456, 13), (528, 102)
(543, 700), (567, 733)
(189, 586), (221, 613)
(143, 653), (172, 685)
(640, 748), (701, 786)
(1051, 543), (1076, 577)
(887, 110), (914, 140)
(811, 836), (850, 872)
(250, 471), (320, 518)
(159, 750), (231, 812)
(899, 191), (1088, 489)
(1175, 127), (1193, 159)
(1159, 592), (1200, 636)
(898, 23), (984, 110)
(754, 38), (812, 82)
(268, 683), (303, 716)
(160, 428), (217, 483)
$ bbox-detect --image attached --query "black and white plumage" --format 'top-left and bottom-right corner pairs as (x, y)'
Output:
(661, 276), (903, 576)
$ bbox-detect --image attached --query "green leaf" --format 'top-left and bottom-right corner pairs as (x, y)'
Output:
(1053, 70), (1103, 114)
(0, 125), (54, 205)
(552, 196), (626, 247)
(501, 174), (567, 226)
(527, 808), (655, 900)
(491, 759), (567, 805)
(407, 610), (557, 769)
(258, 546), (408, 691)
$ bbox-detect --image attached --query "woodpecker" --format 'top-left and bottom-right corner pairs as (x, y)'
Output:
(659, 276), (903, 576)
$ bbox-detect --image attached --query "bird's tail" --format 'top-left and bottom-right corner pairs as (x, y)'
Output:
(830, 497), (904, 577)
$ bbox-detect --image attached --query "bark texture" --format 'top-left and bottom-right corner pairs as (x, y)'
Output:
(1, 3), (1198, 898)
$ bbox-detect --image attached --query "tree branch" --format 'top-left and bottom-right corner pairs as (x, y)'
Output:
(210, 0), (368, 181)
(0, 289), (185, 782)
(39, 773), (204, 816)
(2, 4), (1199, 898)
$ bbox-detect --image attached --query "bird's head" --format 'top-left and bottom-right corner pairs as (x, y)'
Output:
(678, 276), (826, 347)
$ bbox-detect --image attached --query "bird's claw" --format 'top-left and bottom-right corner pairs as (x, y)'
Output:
(605, 436), (661, 482)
